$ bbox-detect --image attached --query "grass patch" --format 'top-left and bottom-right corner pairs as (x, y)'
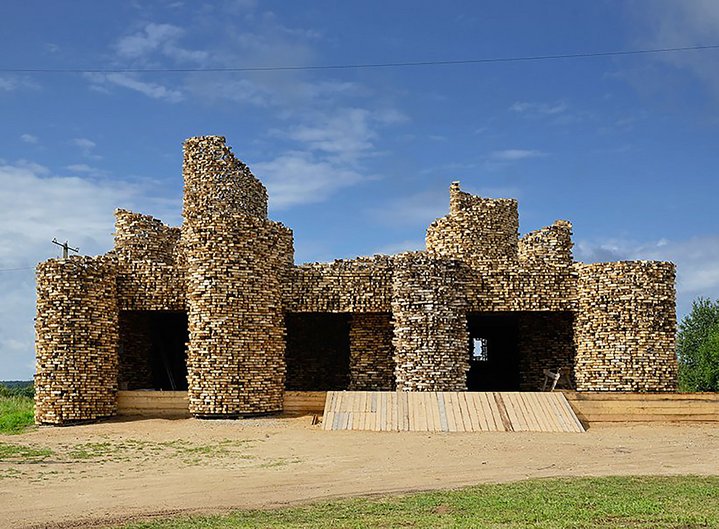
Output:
(119, 476), (719, 528)
(0, 441), (52, 462)
(0, 395), (35, 434)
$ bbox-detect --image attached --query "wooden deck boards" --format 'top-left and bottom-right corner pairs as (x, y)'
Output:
(322, 391), (585, 433)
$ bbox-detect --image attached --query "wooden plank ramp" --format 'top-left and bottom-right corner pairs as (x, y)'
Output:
(322, 392), (584, 433)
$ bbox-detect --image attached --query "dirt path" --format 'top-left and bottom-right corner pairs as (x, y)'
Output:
(1, 416), (718, 529)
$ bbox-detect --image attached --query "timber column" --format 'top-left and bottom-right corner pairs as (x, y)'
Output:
(574, 261), (677, 392)
(182, 136), (293, 417)
(391, 252), (469, 391)
(34, 256), (119, 424)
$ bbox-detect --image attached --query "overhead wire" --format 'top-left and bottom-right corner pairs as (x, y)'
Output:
(1, 44), (717, 74)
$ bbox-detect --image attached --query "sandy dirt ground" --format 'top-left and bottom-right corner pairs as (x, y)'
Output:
(1, 415), (718, 529)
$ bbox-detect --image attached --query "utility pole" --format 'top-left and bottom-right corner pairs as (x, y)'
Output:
(52, 238), (79, 258)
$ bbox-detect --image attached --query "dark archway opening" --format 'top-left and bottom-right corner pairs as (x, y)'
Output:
(466, 311), (575, 391)
(285, 312), (351, 390)
(118, 311), (188, 391)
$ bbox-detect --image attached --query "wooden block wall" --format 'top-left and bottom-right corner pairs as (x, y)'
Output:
(284, 256), (393, 313)
(114, 209), (186, 312)
(391, 252), (469, 391)
(182, 135), (268, 221)
(114, 209), (180, 265)
(517, 312), (576, 390)
(574, 261), (677, 392)
(518, 220), (573, 267)
(427, 182), (519, 266)
(284, 313), (351, 390)
(117, 311), (154, 390)
(182, 136), (294, 417)
(34, 256), (119, 424)
(428, 183), (577, 313)
(349, 313), (395, 390)
(116, 261), (185, 311)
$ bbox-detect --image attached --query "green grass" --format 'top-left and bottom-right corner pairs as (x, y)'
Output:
(120, 476), (719, 529)
(0, 441), (52, 462)
(0, 395), (34, 434)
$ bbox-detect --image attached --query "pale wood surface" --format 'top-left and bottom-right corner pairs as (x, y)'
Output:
(562, 391), (719, 422)
(322, 391), (585, 433)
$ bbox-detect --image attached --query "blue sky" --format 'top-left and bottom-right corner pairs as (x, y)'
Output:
(1, 1), (719, 379)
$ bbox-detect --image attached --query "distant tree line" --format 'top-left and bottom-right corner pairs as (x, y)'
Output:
(0, 381), (34, 399)
(677, 297), (719, 392)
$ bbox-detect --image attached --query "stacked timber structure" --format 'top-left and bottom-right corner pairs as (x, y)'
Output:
(34, 136), (678, 425)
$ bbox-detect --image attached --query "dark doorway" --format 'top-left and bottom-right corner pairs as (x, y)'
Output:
(118, 311), (189, 391)
(285, 312), (351, 390)
(466, 311), (576, 391)
(467, 312), (520, 391)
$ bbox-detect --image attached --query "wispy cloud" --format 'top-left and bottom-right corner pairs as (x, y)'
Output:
(20, 134), (38, 144)
(0, 75), (39, 92)
(254, 151), (366, 210)
(70, 137), (104, 160)
(85, 13), (405, 211)
(115, 22), (208, 63)
(71, 138), (96, 150)
(510, 101), (568, 115)
(85, 72), (184, 103)
(65, 163), (109, 177)
(630, 1), (719, 99)
(490, 149), (546, 161)
(283, 108), (379, 161)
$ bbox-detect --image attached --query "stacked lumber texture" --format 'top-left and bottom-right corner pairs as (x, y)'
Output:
(574, 261), (677, 391)
(427, 182), (519, 266)
(391, 252), (469, 391)
(181, 136), (293, 417)
(34, 138), (680, 426)
(285, 313), (351, 390)
(428, 184), (576, 313)
(517, 312), (576, 390)
(349, 313), (395, 390)
(35, 257), (119, 424)
(117, 311), (154, 390)
(284, 256), (393, 313)
(114, 209), (185, 311)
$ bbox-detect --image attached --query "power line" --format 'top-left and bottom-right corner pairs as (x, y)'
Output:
(1, 44), (718, 74)
(0, 267), (34, 272)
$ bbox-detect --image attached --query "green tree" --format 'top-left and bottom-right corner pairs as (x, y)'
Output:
(677, 297), (719, 391)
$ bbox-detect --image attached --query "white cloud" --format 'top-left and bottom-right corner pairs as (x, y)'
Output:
(490, 149), (546, 161)
(86, 72), (184, 103)
(115, 22), (208, 63)
(71, 137), (96, 150)
(576, 235), (719, 318)
(70, 137), (104, 160)
(285, 108), (376, 161)
(510, 101), (568, 115)
(0, 160), (180, 379)
(631, 1), (719, 98)
(0, 75), (39, 92)
(20, 134), (38, 144)
(65, 163), (110, 177)
(253, 151), (365, 209)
